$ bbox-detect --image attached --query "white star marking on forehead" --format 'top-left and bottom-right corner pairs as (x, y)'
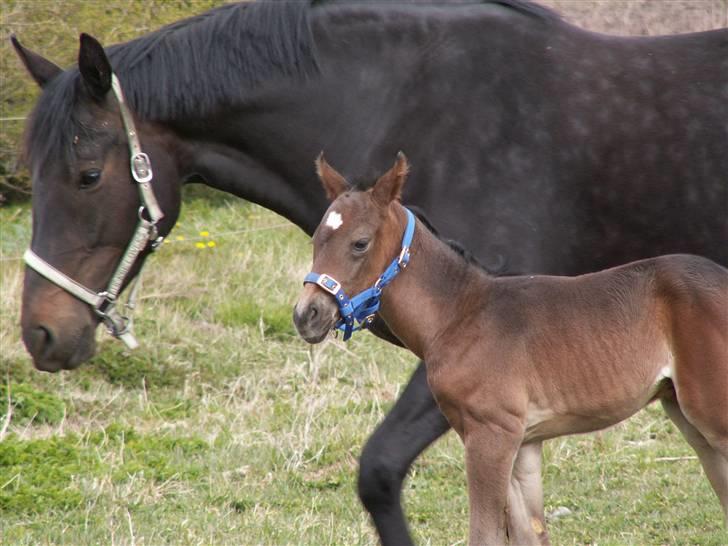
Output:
(325, 210), (343, 230)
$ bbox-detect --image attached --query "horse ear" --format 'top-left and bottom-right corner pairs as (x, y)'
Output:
(315, 153), (349, 201)
(78, 33), (112, 99)
(10, 35), (62, 88)
(371, 152), (409, 207)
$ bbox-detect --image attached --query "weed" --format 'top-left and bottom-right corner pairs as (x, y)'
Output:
(0, 383), (65, 425)
(84, 344), (187, 390)
(216, 300), (296, 338)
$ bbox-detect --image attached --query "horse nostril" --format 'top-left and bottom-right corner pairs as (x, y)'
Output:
(309, 303), (318, 321)
(27, 325), (54, 359)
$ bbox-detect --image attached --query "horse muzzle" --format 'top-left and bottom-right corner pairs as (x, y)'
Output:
(21, 276), (98, 372)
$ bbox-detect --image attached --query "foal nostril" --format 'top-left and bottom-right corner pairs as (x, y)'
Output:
(308, 303), (318, 321)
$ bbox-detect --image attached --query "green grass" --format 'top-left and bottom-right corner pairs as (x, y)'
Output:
(0, 187), (725, 545)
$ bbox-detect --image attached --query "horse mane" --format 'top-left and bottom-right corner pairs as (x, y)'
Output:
(25, 0), (317, 170)
(315, 0), (560, 22)
(486, 0), (561, 22)
(24, 0), (560, 171)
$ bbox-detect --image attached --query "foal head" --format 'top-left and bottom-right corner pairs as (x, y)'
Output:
(293, 153), (409, 343)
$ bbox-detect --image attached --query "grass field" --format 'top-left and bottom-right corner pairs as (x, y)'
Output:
(0, 185), (725, 545)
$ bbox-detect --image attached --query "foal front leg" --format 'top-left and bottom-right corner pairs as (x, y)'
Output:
(464, 420), (524, 545)
(507, 442), (549, 545)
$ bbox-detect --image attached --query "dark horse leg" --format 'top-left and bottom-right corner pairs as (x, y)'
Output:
(358, 360), (451, 546)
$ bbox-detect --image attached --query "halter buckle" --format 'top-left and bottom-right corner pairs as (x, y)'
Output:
(131, 152), (153, 183)
(317, 274), (341, 295)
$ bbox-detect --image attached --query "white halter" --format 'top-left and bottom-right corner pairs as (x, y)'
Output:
(23, 73), (164, 349)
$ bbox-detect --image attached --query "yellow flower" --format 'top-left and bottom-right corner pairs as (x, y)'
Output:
(199, 230), (210, 237)
(195, 242), (206, 249)
(175, 235), (185, 241)
(207, 241), (216, 248)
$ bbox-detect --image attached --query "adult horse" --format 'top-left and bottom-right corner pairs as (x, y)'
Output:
(12, 1), (728, 544)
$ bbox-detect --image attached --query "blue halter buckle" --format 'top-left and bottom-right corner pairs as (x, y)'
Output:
(304, 207), (416, 341)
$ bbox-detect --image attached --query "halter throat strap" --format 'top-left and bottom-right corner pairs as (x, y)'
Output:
(304, 207), (416, 341)
(22, 73), (164, 349)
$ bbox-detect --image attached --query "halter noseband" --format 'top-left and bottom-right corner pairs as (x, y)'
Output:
(303, 207), (416, 341)
(23, 73), (164, 350)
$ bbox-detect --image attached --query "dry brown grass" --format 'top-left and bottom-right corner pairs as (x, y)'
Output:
(542, 0), (727, 35)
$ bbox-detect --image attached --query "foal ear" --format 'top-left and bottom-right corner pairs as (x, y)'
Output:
(11, 35), (62, 88)
(78, 33), (112, 100)
(371, 152), (409, 207)
(315, 153), (349, 201)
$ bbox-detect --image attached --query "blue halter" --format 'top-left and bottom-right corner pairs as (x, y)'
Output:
(304, 207), (416, 341)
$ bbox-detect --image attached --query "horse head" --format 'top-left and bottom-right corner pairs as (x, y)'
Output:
(12, 34), (182, 371)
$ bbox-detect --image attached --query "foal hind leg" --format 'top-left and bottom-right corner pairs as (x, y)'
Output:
(507, 441), (549, 545)
(661, 394), (728, 524)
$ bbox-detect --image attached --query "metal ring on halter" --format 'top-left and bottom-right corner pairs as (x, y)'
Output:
(94, 291), (116, 316)
(131, 152), (153, 183)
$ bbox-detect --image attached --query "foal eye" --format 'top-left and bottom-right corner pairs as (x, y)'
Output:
(352, 239), (370, 253)
(79, 169), (102, 189)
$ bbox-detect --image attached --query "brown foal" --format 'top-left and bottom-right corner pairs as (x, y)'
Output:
(293, 154), (728, 545)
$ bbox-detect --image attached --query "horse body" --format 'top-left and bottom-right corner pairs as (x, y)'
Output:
(12, 1), (728, 544)
(294, 156), (728, 544)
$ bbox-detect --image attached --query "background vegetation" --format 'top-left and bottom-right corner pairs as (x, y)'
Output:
(1, 1), (727, 544)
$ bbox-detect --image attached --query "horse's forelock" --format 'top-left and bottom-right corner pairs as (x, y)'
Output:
(24, 68), (81, 173)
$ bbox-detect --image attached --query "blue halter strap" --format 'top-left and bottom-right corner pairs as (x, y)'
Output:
(304, 207), (416, 341)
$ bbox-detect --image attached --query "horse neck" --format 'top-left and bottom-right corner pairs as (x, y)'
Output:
(166, 110), (329, 235)
(154, 2), (476, 236)
(378, 205), (489, 360)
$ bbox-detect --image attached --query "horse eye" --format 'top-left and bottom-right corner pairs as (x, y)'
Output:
(79, 169), (102, 189)
(352, 239), (370, 253)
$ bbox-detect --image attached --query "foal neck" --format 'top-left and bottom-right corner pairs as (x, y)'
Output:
(377, 205), (488, 359)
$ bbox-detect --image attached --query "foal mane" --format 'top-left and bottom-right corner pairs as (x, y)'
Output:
(406, 205), (513, 276)
(25, 0), (317, 169)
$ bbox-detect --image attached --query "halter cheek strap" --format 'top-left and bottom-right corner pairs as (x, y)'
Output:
(304, 207), (416, 341)
(23, 73), (164, 350)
